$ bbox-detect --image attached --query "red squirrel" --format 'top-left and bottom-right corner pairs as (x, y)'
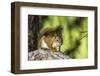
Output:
(38, 26), (63, 52)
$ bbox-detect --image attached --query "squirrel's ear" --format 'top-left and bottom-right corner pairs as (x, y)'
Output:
(56, 26), (63, 33)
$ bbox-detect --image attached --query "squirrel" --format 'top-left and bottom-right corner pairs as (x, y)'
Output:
(38, 26), (63, 52)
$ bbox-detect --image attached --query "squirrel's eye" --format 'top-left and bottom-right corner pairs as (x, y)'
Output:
(56, 39), (59, 41)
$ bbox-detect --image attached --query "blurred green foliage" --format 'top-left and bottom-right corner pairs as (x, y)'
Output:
(39, 16), (88, 59)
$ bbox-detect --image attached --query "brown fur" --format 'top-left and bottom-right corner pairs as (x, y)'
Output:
(38, 26), (63, 52)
